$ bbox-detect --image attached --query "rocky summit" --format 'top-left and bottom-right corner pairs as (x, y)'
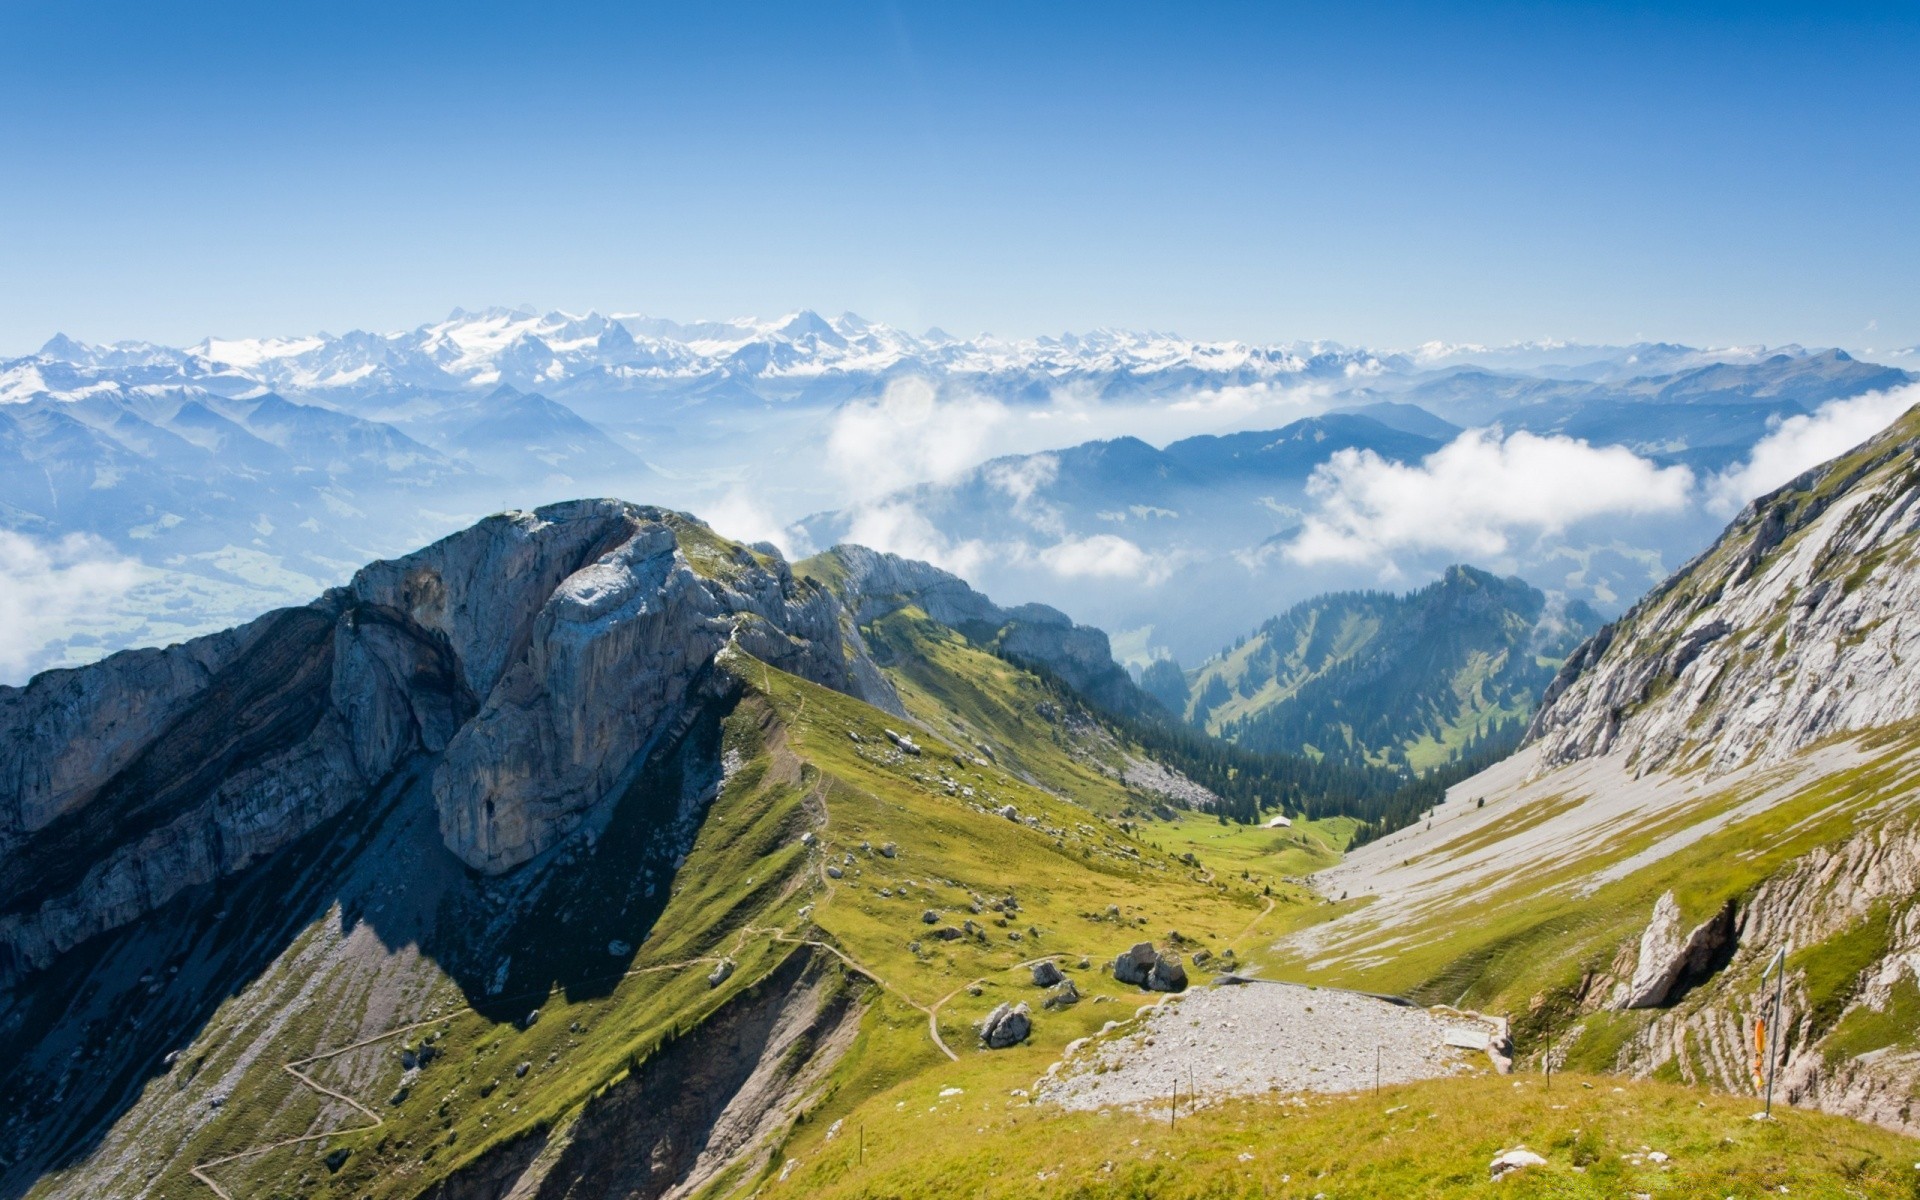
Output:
(0, 500), (890, 986)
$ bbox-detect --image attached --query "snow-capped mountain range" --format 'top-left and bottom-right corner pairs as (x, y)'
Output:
(0, 306), (1844, 407)
(3, 306), (1914, 684)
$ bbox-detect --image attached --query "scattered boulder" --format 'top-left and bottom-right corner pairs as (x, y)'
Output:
(879, 842), (898, 859)
(922, 909), (940, 924)
(514, 1062), (530, 1079)
(707, 959), (735, 988)
(998, 804), (1021, 821)
(977, 1002), (1032, 1049)
(826, 865), (844, 879)
(932, 925), (964, 941)
(1042, 980), (1080, 1010)
(606, 939), (632, 957)
(325, 1148), (350, 1173)
(1489, 1148), (1546, 1179)
(1031, 960), (1065, 988)
(1110, 942), (1188, 991)
(1112, 942), (1159, 986)
(1148, 952), (1188, 993)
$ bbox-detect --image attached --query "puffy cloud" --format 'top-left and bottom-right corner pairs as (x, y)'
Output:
(842, 501), (992, 579)
(825, 377), (1010, 501)
(0, 531), (148, 683)
(1708, 385), (1920, 515)
(822, 377), (1334, 506)
(1036, 533), (1167, 583)
(1033, 534), (1171, 584)
(1287, 429), (1695, 565)
(702, 488), (794, 556)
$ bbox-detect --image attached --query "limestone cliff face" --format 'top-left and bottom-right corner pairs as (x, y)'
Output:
(1527, 405), (1920, 777)
(805, 543), (1151, 717)
(0, 500), (878, 984)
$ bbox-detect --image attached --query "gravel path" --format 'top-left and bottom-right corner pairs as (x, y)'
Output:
(1037, 981), (1494, 1111)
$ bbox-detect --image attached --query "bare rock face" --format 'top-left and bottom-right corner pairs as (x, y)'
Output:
(1617, 891), (1736, 1009)
(0, 500), (883, 985)
(1527, 407), (1920, 778)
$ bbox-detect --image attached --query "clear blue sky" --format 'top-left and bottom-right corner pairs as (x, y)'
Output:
(2, 1), (1915, 353)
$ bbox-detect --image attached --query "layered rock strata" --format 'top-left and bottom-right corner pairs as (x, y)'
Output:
(0, 500), (879, 985)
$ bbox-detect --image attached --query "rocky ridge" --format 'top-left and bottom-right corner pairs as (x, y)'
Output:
(0, 500), (885, 985)
(1527, 404), (1920, 777)
(800, 543), (1151, 717)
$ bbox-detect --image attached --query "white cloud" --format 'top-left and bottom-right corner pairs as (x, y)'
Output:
(825, 377), (1010, 501)
(0, 531), (149, 683)
(821, 377), (1334, 508)
(1033, 534), (1171, 584)
(702, 488), (794, 557)
(1287, 429), (1695, 566)
(842, 501), (992, 579)
(1708, 385), (1919, 515)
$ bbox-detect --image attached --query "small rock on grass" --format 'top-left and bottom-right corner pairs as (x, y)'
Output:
(1032, 960), (1065, 987)
(1489, 1148), (1546, 1179)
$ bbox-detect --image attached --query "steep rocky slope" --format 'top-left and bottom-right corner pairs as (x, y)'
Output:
(1274, 403), (1920, 1133)
(1182, 565), (1598, 768)
(1529, 405), (1920, 776)
(0, 500), (883, 984)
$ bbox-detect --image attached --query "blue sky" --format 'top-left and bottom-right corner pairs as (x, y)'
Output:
(1, 1), (1915, 353)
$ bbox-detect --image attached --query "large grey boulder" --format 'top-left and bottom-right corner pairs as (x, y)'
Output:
(1111, 942), (1188, 992)
(1042, 980), (1080, 1010)
(978, 1001), (1031, 1049)
(1148, 951), (1188, 993)
(1031, 959), (1064, 988)
(1112, 942), (1159, 986)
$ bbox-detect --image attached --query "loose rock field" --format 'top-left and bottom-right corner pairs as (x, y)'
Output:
(1037, 980), (1496, 1111)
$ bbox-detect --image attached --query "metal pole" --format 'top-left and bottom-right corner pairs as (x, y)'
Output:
(1765, 948), (1786, 1116)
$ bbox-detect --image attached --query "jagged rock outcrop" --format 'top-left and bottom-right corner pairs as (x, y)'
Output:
(802, 544), (1152, 717)
(1603, 821), (1920, 1133)
(1527, 404), (1920, 777)
(0, 500), (885, 986)
(1617, 891), (1737, 1009)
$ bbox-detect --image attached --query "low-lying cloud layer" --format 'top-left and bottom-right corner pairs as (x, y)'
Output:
(1286, 429), (1697, 566)
(1707, 385), (1920, 515)
(0, 531), (148, 683)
